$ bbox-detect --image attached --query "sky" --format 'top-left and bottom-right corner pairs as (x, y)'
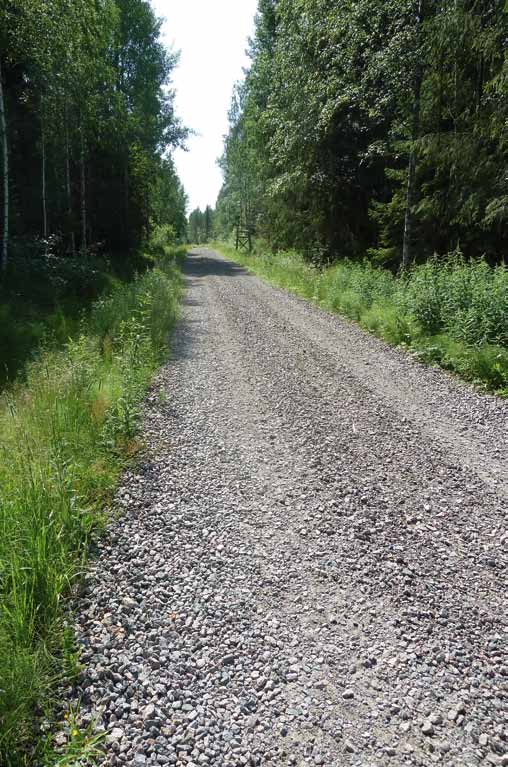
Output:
(151, 0), (258, 213)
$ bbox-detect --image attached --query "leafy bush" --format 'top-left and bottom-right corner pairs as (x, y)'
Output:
(7, 236), (113, 305)
(149, 224), (177, 255)
(0, 250), (182, 765)
(401, 255), (508, 346)
(0, 237), (118, 387)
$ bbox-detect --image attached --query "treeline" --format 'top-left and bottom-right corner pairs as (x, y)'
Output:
(188, 204), (215, 243)
(217, 0), (507, 267)
(0, 0), (187, 271)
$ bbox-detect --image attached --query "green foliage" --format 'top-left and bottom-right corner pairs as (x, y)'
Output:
(150, 159), (188, 245)
(218, 0), (508, 265)
(216, 242), (508, 394)
(1, 0), (187, 259)
(0, 242), (115, 386)
(188, 206), (215, 244)
(0, 249), (182, 765)
(401, 255), (508, 346)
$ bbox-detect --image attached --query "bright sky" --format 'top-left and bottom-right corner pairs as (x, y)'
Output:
(151, 0), (258, 213)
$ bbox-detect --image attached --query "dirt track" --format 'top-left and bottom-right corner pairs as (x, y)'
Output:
(74, 248), (508, 767)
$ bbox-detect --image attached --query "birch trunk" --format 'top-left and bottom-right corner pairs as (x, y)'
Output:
(0, 60), (8, 271)
(401, 0), (424, 271)
(65, 114), (75, 254)
(41, 102), (48, 240)
(80, 127), (87, 252)
(402, 143), (418, 270)
(124, 160), (129, 239)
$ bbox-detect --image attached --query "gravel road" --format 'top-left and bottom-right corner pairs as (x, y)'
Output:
(72, 248), (507, 767)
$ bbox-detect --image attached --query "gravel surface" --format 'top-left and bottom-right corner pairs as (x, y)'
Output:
(71, 248), (507, 767)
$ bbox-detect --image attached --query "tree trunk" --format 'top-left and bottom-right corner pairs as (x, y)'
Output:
(124, 159), (129, 241)
(145, 189), (150, 240)
(41, 101), (48, 240)
(0, 60), (9, 272)
(65, 119), (76, 255)
(401, 0), (424, 271)
(80, 126), (87, 253)
(401, 130), (419, 270)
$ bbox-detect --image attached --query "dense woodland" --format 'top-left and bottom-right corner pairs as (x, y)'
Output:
(217, 0), (508, 268)
(0, 0), (187, 271)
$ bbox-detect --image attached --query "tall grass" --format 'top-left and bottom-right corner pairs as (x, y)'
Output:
(0, 247), (184, 766)
(215, 243), (508, 394)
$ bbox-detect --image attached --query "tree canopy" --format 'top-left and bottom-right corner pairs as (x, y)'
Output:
(217, 0), (508, 266)
(0, 0), (188, 269)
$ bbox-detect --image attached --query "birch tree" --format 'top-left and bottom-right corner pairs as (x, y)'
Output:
(0, 59), (8, 271)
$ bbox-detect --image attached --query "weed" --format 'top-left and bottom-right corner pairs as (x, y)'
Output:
(41, 703), (104, 767)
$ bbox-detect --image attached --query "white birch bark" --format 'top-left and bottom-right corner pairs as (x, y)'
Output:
(65, 112), (76, 254)
(0, 60), (9, 271)
(80, 126), (87, 252)
(41, 101), (47, 240)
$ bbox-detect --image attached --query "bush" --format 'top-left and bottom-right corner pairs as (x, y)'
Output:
(401, 254), (508, 346)
(0, 237), (117, 387)
(149, 224), (176, 255)
(6, 235), (113, 306)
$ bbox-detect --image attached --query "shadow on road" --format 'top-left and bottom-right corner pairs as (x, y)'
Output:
(182, 249), (247, 281)
(169, 250), (247, 362)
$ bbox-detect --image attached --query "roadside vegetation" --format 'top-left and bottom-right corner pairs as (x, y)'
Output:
(0, 0), (189, 762)
(216, 243), (508, 395)
(0, 240), (184, 766)
(0, 244), (150, 388)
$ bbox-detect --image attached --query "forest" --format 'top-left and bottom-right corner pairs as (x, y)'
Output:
(0, 0), (187, 381)
(217, 0), (507, 268)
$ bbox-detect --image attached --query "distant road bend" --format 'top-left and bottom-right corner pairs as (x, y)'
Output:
(74, 248), (508, 767)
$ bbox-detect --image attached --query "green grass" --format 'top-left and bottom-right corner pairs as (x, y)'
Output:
(0, 238), (159, 389)
(0, 243), (185, 766)
(213, 242), (508, 395)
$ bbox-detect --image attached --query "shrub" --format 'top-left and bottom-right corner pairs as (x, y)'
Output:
(401, 254), (508, 346)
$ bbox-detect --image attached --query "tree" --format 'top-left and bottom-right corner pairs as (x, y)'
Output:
(0, 0), (188, 271)
(219, 0), (508, 265)
(204, 205), (214, 241)
(0, 59), (8, 271)
(188, 207), (205, 243)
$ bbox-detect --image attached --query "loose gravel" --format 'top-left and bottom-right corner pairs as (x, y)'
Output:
(70, 249), (507, 767)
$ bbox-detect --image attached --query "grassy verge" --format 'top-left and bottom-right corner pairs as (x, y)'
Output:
(213, 242), (508, 395)
(0, 244), (186, 766)
(0, 238), (155, 389)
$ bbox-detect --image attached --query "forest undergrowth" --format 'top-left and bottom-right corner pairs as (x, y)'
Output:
(0, 240), (157, 388)
(0, 241), (185, 766)
(215, 243), (508, 396)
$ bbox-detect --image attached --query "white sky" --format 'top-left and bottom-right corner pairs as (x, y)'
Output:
(151, 0), (258, 213)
